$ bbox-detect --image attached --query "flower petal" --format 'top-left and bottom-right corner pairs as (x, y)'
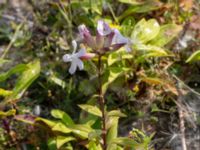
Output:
(78, 24), (90, 37)
(76, 48), (86, 57)
(69, 59), (77, 74)
(63, 54), (71, 62)
(109, 43), (124, 51)
(72, 40), (77, 53)
(76, 58), (84, 70)
(111, 29), (128, 45)
(80, 53), (96, 60)
(97, 20), (112, 36)
(104, 31), (115, 48)
(111, 29), (132, 52)
(78, 24), (96, 49)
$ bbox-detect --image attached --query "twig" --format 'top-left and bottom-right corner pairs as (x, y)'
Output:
(173, 75), (200, 96)
(175, 81), (187, 150)
(178, 105), (187, 150)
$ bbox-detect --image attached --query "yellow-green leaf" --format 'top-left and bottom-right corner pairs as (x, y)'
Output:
(69, 124), (93, 139)
(0, 88), (12, 97)
(51, 109), (74, 125)
(0, 64), (27, 82)
(49, 75), (67, 88)
(78, 104), (102, 117)
(0, 109), (16, 117)
(107, 110), (127, 118)
(52, 123), (72, 133)
(149, 24), (182, 47)
(36, 117), (57, 128)
(102, 67), (129, 94)
(118, 0), (142, 5)
(131, 19), (160, 44)
(111, 137), (139, 148)
(186, 50), (200, 63)
(6, 59), (40, 101)
(56, 136), (75, 149)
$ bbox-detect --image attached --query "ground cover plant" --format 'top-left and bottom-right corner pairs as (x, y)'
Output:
(0, 0), (200, 150)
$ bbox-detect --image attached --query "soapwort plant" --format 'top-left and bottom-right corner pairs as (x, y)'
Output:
(62, 20), (131, 149)
(18, 18), (181, 149)
(26, 20), (150, 150)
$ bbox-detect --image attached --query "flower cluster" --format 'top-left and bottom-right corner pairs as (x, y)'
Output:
(63, 20), (131, 74)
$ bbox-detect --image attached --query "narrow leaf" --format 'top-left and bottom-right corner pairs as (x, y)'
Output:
(111, 137), (139, 148)
(52, 123), (72, 133)
(186, 50), (200, 63)
(36, 117), (57, 128)
(51, 109), (74, 125)
(0, 64), (27, 82)
(0, 88), (12, 97)
(107, 110), (127, 117)
(69, 124), (93, 139)
(6, 59), (40, 101)
(0, 109), (16, 117)
(56, 136), (75, 149)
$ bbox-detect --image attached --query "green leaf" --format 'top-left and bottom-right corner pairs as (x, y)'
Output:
(0, 59), (10, 65)
(56, 136), (75, 149)
(186, 50), (200, 63)
(111, 137), (139, 148)
(131, 19), (160, 44)
(0, 109), (16, 117)
(0, 88), (12, 97)
(121, 17), (135, 36)
(36, 117), (57, 128)
(149, 24), (182, 47)
(118, 1), (162, 20)
(107, 110), (127, 118)
(48, 138), (57, 150)
(52, 123), (72, 133)
(0, 64), (27, 82)
(106, 117), (119, 146)
(69, 124), (93, 139)
(51, 109), (74, 125)
(129, 128), (153, 149)
(88, 141), (102, 150)
(6, 59), (40, 101)
(107, 49), (133, 66)
(107, 145), (124, 150)
(88, 130), (101, 140)
(48, 75), (67, 88)
(78, 104), (102, 117)
(14, 115), (36, 124)
(118, 0), (143, 5)
(102, 67), (129, 94)
(135, 44), (171, 62)
(151, 104), (169, 113)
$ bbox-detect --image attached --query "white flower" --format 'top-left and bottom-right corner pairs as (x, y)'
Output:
(63, 40), (86, 74)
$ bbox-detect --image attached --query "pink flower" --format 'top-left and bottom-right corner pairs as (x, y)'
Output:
(78, 20), (132, 53)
